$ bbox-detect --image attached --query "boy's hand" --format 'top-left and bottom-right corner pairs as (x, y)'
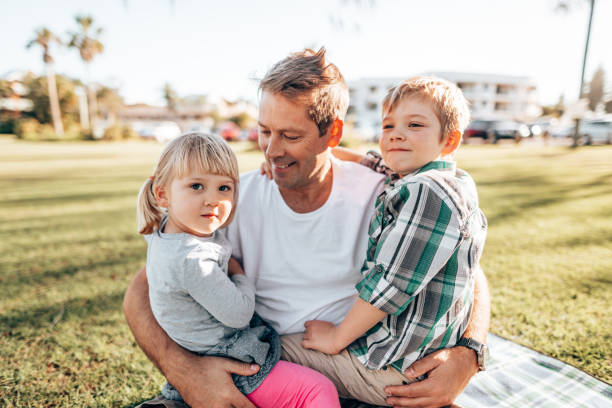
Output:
(259, 161), (273, 179)
(302, 320), (343, 355)
(228, 257), (245, 276)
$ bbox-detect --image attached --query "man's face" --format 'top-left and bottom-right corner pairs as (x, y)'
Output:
(258, 91), (331, 190)
(379, 95), (447, 176)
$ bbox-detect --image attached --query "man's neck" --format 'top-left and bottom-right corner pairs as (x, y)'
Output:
(278, 159), (333, 214)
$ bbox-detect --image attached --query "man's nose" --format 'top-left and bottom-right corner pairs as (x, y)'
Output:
(265, 134), (284, 159)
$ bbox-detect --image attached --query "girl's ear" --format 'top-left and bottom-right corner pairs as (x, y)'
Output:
(442, 130), (462, 155)
(327, 119), (343, 148)
(154, 184), (170, 208)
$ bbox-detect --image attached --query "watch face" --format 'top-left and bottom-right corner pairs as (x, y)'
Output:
(479, 344), (491, 370)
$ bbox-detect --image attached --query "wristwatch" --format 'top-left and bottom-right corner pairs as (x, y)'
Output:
(457, 337), (490, 371)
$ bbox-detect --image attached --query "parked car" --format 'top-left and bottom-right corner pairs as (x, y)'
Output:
(550, 119), (612, 145)
(579, 120), (612, 145)
(464, 120), (495, 139)
(247, 127), (259, 142)
(486, 120), (530, 143)
(218, 122), (241, 141)
(138, 121), (182, 143)
(465, 120), (530, 143)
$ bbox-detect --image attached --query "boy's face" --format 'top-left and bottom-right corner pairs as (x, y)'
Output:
(379, 95), (448, 177)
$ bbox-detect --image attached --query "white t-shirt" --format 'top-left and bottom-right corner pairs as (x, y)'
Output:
(226, 157), (385, 334)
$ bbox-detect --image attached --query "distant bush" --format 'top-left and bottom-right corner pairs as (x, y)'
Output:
(15, 118), (42, 140)
(102, 124), (137, 141)
(15, 118), (91, 141)
(0, 117), (17, 134)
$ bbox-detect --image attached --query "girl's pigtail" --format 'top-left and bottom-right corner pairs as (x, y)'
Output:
(137, 178), (163, 234)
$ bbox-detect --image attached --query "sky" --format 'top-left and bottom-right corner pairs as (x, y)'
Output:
(2, 0), (611, 107)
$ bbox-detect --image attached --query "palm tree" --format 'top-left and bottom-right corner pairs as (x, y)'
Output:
(163, 82), (178, 113)
(26, 28), (64, 135)
(68, 15), (104, 129)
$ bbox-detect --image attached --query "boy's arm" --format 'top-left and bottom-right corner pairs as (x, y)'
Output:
(122, 267), (259, 408)
(302, 298), (386, 354)
(330, 146), (365, 163)
(384, 267), (490, 407)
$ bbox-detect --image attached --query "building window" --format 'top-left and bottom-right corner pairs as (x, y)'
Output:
(369, 86), (378, 93)
(367, 102), (378, 111)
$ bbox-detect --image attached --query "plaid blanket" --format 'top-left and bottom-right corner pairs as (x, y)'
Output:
(454, 333), (612, 408)
(135, 333), (612, 408)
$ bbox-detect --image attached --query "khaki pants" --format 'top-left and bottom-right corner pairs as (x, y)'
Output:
(281, 333), (414, 407)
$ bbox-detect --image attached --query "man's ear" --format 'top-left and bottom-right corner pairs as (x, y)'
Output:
(154, 185), (170, 208)
(327, 119), (343, 148)
(442, 130), (462, 155)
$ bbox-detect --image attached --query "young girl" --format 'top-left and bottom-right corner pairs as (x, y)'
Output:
(136, 132), (340, 407)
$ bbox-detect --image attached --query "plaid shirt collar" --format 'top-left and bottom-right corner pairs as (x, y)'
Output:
(386, 160), (456, 187)
(410, 160), (456, 176)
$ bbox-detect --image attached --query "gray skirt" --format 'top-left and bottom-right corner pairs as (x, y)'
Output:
(162, 314), (281, 399)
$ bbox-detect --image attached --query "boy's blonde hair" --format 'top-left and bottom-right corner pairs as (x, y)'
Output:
(260, 47), (349, 136)
(137, 132), (239, 235)
(382, 76), (471, 140)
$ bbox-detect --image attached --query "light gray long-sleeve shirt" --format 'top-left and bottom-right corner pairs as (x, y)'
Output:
(145, 218), (255, 353)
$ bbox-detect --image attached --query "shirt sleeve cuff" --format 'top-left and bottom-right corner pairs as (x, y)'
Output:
(357, 265), (414, 316)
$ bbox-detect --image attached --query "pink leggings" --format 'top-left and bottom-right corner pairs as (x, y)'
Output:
(247, 360), (340, 408)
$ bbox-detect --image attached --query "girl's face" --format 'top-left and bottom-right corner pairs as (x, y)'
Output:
(156, 172), (235, 237)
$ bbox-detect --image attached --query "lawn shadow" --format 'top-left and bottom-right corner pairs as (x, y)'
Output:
(480, 172), (612, 226)
(0, 246), (144, 299)
(0, 289), (125, 332)
(1, 188), (137, 207)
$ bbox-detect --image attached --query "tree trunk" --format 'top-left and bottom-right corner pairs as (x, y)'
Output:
(45, 63), (64, 135)
(85, 62), (98, 131)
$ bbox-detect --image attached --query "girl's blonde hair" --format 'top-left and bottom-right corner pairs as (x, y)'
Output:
(137, 132), (239, 234)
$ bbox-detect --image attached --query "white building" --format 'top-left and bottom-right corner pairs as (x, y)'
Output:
(347, 73), (541, 138)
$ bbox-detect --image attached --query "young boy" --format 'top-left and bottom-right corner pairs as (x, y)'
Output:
(300, 76), (488, 405)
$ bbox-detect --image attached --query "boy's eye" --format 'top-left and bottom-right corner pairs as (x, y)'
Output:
(219, 185), (232, 192)
(408, 122), (424, 128)
(383, 124), (393, 130)
(190, 183), (203, 190)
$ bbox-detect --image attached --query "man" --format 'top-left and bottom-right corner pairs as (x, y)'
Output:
(123, 48), (490, 408)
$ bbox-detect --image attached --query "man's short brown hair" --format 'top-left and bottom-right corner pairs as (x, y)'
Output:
(259, 47), (349, 136)
(382, 76), (471, 140)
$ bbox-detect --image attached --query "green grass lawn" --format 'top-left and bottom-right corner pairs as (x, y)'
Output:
(1, 136), (610, 406)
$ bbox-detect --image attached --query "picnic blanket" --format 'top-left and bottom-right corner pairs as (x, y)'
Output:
(454, 333), (612, 408)
(136, 333), (612, 408)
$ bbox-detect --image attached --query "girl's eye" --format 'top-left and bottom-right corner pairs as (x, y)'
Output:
(191, 183), (203, 190)
(383, 124), (393, 130)
(219, 185), (232, 192)
(408, 122), (424, 128)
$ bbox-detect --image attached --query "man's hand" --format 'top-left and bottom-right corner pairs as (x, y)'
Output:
(384, 346), (478, 408)
(301, 320), (343, 355)
(169, 355), (260, 408)
(123, 267), (259, 408)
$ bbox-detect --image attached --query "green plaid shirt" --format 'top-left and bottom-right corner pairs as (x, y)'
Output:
(348, 157), (487, 373)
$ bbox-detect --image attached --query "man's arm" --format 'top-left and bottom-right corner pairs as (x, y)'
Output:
(122, 267), (259, 408)
(384, 266), (490, 408)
